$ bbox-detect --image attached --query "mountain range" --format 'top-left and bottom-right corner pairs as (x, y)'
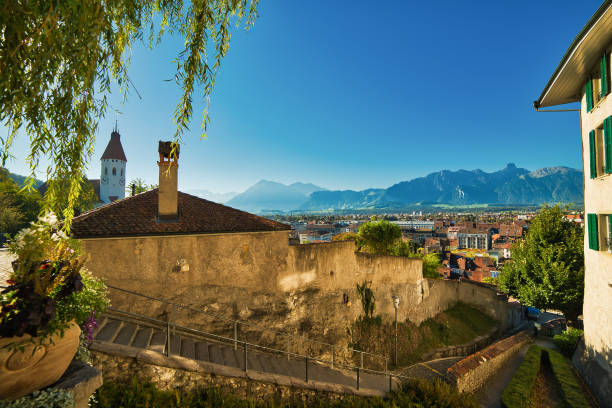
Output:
(226, 164), (583, 213)
(225, 181), (326, 212)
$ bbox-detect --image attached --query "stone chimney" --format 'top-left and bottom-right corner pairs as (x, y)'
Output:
(157, 141), (180, 221)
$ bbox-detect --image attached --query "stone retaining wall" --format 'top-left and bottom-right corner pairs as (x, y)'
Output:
(422, 328), (498, 361)
(90, 343), (386, 401)
(445, 330), (533, 393)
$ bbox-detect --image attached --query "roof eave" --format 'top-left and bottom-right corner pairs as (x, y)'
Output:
(536, 0), (612, 108)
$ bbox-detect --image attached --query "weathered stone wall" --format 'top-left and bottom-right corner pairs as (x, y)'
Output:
(405, 279), (523, 332)
(81, 236), (520, 365)
(89, 345), (385, 400)
(445, 330), (533, 393)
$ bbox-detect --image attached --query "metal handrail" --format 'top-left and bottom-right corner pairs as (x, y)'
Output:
(102, 304), (418, 392)
(106, 284), (387, 368)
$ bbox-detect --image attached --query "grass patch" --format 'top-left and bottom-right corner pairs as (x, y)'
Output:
(93, 377), (479, 408)
(501, 346), (591, 408)
(501, 345), (543, 408)
(350, 301), (498, 367)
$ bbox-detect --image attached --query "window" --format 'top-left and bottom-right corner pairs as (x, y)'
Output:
(112, 167), (116, 175)
(598, 214), (612, 252)
(104, 167), (108, 175)
(121, 168), (123, 176)
(589, 117), (612, 178)
(586, 53), (611, 110)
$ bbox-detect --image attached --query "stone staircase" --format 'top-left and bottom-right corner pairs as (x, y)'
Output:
(92, 312), (393, 393)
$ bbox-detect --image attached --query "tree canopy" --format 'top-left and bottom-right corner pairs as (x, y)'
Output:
(355, 220), (442, 278)
(358, 220), (402, 254)
(1, 0), (259, 226)
(498, 205), (584, 325)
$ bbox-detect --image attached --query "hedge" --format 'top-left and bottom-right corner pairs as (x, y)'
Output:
(501, 345), (591, 408)
(500, 345), (543, 408)
(547, 348), (591, 408)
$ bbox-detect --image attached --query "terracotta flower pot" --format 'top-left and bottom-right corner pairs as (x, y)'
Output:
(0, 321), (81, 400)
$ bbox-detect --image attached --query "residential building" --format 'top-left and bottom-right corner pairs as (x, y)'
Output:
(457, 232), (490, 250)
(392, 220), (435, 230)
(535, 2), (612, 403)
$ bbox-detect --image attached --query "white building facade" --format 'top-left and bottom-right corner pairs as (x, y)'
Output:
(535, 2), (612, 404)
(99, 129), (127, 204)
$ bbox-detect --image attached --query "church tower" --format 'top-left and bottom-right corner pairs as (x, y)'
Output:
(100, 125), (127, 204)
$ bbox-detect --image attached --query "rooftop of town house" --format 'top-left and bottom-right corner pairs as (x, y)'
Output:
(71, 189), (291, 239)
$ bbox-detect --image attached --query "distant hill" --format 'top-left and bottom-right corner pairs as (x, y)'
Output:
(226, 180), (327, 212)
(185, 189), (237, 204)
(4, 169), (44, 189)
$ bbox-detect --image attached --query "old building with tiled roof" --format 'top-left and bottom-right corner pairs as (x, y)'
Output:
(72, 189), (290, 239)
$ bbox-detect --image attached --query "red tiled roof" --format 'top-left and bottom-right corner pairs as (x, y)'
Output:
(71, 189), (291, 238)
(101, 131), (127, 162)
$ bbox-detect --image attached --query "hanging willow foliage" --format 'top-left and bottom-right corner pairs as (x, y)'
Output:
(0, 0), (259, 228)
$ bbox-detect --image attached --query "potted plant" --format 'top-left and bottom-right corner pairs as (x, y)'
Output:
(0, 212), (109, 400)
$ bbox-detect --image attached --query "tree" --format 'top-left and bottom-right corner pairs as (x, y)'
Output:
(0, 168), (42, 233)
(1, 1), (259, 225)
(358, 220), (402, 255)
(43, 177), (99, 217)
(126, 178), (157, 196)
(0, 191), (24, 237)
(498, 205), (584, 326)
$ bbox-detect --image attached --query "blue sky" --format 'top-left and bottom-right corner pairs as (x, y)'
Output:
(2, 1), (602, 193)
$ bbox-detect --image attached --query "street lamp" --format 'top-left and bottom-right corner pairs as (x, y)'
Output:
(392, 295), (400, 366)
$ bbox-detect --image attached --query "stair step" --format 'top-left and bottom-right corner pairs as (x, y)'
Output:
(180, 338), (196, 359)
(221, 345), (240, 368)
(169, 334), (181, 355)
(283, 358), (305, 379)
(132, 327), (153, 349)
(92, 317), (107, 338)
(113, 323), (137, 345)
(95, 319), (121, 342)
(258, 354), (275, 373)
(149, 329), (166, 353)
(195, 341), (210, 362)
(208, 344), (224, 365)
(246, 353), (263, 372)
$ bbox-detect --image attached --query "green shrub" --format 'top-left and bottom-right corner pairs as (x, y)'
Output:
(500, 345), (543, 408)
(553, 328), (583, 358)
(0, 388), (73, 408)
(93, 377), (478, 408)
(547, 348), (591, 408)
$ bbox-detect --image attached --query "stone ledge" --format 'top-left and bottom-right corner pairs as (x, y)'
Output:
(445, 330), (533, 393)
(90, 342), (385, 397)
(52, 360), (103, 408)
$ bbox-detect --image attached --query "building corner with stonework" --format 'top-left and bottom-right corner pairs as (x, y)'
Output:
(535, 1), (612, 406)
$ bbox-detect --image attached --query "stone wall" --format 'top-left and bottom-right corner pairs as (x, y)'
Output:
(445, 330), (533, 393)
(89, 345), (385, 400)
(421, 327), (498, 361)
(81, 236), (521, 365)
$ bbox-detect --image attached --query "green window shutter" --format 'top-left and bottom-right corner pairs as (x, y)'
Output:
(605, 117), (612, 174)
(586, 79), (594, 112)
(588, 213), (599, 251)
(602, 53), (610, 96)
(590, 130), (597, 178)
